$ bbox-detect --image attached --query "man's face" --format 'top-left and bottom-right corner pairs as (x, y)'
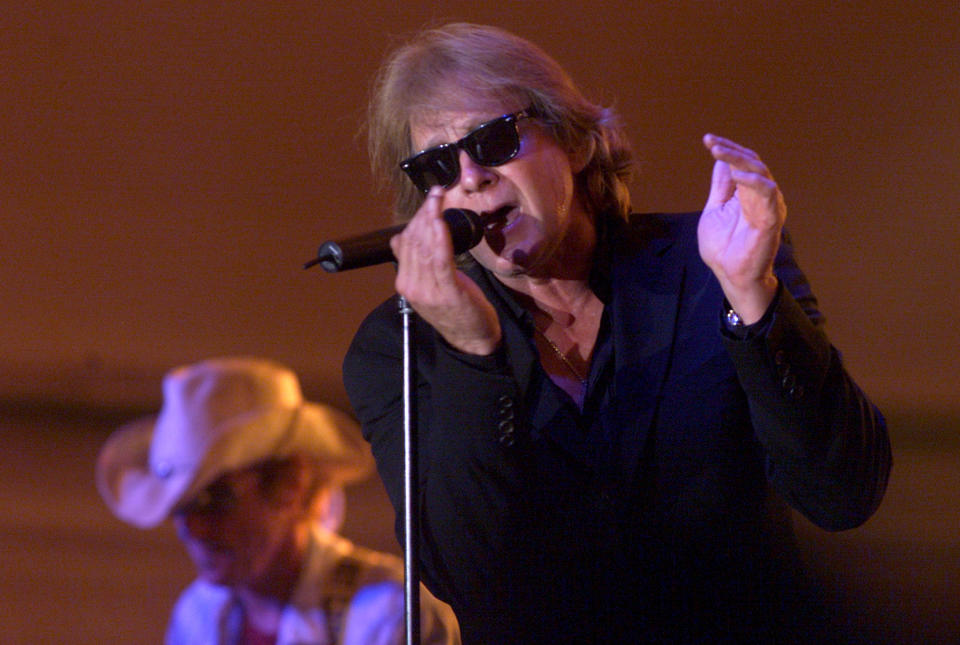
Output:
(171, 464), (303, 588)
(408, 95), (588, 279)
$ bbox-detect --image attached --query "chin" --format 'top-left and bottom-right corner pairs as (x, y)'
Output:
(504, 244), (551, 275)
(199, 567), (242, 587)
(192, 554), (238, 586)
(486, 254), (528, 278)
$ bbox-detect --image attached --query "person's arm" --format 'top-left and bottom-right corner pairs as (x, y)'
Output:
(343, 302), (530, 612)
(697, 134), (889, 529)
(724, 230), (891, 530)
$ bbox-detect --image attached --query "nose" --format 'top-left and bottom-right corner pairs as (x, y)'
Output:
(456, 149), (496, 193)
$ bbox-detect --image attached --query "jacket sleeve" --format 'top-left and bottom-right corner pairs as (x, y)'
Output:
(342, 298), (530, 613)
(723, 231), (891, 530)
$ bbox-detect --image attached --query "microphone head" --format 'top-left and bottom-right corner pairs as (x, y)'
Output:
(443, 208), (483, 254)
(305, 208), (483, 273)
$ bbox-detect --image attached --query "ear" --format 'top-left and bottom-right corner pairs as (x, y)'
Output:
(272, 455), (312, 507)
(314, 486), (346, 532)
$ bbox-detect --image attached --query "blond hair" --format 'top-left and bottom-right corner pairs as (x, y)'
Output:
(368, 23), (634, 221)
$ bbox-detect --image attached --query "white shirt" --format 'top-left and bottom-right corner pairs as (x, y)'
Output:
(165, 526), (459, 645)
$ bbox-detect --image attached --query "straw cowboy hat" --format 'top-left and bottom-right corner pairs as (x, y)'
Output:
(96, 356), (372, 529)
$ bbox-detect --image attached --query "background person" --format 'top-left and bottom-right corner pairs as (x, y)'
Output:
(97, 356), (459, 645)
(343, 22), (891, 644)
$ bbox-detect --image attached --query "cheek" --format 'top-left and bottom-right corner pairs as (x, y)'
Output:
(526, 129), (574, 183)
(513, 149), (575, 215)
(541, 153), (576, 209)
(236, 513), (275, 552)
(243, 507), (296, 560)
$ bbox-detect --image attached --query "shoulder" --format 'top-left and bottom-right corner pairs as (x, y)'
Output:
(303, 528), (405, 600)
(332, 533), (406, 587)
(624, 211), (700, 243)
(345, 292), (443, 363)
(606, 211), (702, 260)
(167, 579), (232, 644)
(343, 295), (404, 388)
(171, 578), (231, 617)
(598, 211), (702, 282)
(348, 295), (403, 348)
(310, 531), (461, 643)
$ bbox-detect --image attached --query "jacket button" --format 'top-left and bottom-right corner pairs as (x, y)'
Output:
(497, 418), (516, 446)
(781, 373), (796, 390)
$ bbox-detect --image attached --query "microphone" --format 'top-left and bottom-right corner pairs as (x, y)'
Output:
(304, 208), (483, 272)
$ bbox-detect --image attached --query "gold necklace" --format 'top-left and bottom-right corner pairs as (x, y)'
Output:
(533, 325), (589, 387)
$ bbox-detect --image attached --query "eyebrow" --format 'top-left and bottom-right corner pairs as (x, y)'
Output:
(413, 112), (503, 152)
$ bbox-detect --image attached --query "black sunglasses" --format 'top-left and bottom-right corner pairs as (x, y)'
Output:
(400, 109), (533, 192)
(174, 479), (240, 517)
(172, 461), (277, 517)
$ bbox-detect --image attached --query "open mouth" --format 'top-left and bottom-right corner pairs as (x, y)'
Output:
(480, 204), (517, 232)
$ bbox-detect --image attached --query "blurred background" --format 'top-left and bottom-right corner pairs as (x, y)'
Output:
(2, 2), (958, 643)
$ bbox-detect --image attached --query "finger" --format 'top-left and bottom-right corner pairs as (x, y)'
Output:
(402, 186), (445, 239)
(728, 168), (777, 195)
(704, 134), (772, 178)
(416, 188), (456, 271)
(394, 188), (440, 291)
(394, 234), (443, 300)
(395, 187), (462, 296)
(704, 159), (735, 211)
(703, 133), (760, 160)
(728, 170), (785, 229)
(712, 148), (770, 178)
(395, 187), (444, 265)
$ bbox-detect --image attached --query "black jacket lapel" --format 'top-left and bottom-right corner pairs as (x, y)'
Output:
(608, 214), (690, 484)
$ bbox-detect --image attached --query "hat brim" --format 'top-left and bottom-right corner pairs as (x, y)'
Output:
(96, 416), (190, 528)
(96, 403), (372, 529)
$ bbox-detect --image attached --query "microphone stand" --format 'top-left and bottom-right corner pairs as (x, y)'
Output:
(305, 211), (483, 644)
(398, 294), (421, 645)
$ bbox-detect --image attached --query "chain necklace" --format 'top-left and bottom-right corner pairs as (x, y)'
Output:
(533, 325), (589, 387)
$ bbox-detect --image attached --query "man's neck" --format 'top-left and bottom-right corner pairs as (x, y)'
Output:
(498, 208), (598, 303)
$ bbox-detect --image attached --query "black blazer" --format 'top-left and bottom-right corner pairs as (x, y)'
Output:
(343, 212), (890, 644)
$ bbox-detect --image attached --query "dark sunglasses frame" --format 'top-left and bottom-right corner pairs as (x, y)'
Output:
(174, 478), (240, 517)
(172, 460), (284, 517)
(400, 108), (533, 192)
